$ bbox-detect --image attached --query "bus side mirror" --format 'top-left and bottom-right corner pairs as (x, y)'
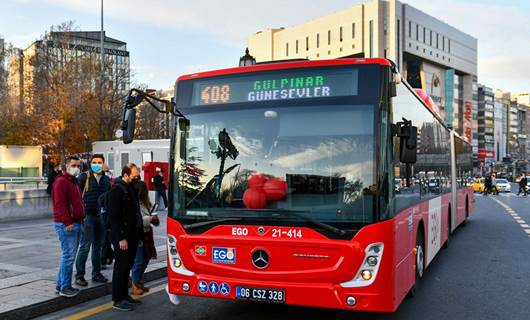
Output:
(122, 108), (136, 144)
(399, 125), (417, 164)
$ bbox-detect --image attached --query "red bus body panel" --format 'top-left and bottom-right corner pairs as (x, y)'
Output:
(167, 187), (474, 312)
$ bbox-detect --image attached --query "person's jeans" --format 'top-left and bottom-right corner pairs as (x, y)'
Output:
(54, 222), (82, 290)
(75, 215), (104, 278)
(131, 241), (150, 284)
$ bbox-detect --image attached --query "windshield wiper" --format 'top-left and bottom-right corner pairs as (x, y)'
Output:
(231, 209), (347, 237)
(182, 217), (242, 231)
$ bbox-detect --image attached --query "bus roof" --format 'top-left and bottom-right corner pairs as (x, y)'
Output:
(176, 58), (391, 82)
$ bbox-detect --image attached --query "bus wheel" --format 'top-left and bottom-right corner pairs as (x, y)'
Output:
(443, 208), (451, 249)
(462, 198), (469, 227)
(408, 230), (425, 298)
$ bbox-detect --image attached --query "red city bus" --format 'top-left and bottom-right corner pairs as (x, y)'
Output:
(121, 58), (474, 312)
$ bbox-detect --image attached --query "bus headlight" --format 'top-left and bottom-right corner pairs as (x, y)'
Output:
(340, 243), (384, 288)
(167, 235), (194, 276)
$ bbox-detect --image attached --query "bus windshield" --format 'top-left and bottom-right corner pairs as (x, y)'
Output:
(173, 103), (376, 228)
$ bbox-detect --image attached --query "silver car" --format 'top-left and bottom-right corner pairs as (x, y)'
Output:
(495, 179), (511, 192)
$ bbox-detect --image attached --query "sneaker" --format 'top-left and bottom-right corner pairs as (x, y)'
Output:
(55, 286), (60, 294)
(92, 273), (108, 283)
(112, 301), (134, 311)
(125, 295), (142, 304)
(75, 277), (88, 287)
(59, 287), (80, 298)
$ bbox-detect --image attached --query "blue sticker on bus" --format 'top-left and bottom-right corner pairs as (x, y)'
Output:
(198, 281), (208, 293)
(209, 282), (219, 295)
(220, 282), (231, 295)
(212, 247), (236, 264)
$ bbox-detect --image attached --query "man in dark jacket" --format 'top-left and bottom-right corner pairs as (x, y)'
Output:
(75, 154), (111, 286)
(108, 164), (143, 311)
(52, 156), (85, 298)
(153, 168), (167, 210)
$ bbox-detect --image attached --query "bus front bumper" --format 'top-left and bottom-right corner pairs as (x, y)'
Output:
(166, 276), (396, 312)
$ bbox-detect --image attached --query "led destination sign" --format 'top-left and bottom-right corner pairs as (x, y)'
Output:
(192, 69), (358, 106)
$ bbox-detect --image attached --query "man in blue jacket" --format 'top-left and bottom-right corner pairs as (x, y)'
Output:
(75, 154), (112, 286)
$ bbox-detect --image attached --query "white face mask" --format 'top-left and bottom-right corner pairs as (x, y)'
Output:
(67, 167), (80, 177)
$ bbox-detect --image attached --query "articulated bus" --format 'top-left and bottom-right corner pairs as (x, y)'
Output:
(121, 58), (474, 312)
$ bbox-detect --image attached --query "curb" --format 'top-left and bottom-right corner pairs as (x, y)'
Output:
(0, 267), (167, 320)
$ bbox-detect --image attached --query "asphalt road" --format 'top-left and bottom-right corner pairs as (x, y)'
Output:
(41, 194), (530, 320)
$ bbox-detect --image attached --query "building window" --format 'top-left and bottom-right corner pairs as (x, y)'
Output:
(296, 40), (299, 53)
(416, 24), (419, 40)
(352, 23), (355, 38)
(448, 39), (451, 53)
(328, 30), (331, 45)
(397, 19), (400, 70)
(423, 27), (426, 43)
(442, 36), (445, 51)
(436, 34), (439, 49)
(286, 43), (289, 56)
(317, 33), (320, 48)
(430, 30), (433, 46)
(340, 26), (343, 42)
(369, 20), (374, 57)
(408, 20), (411, 37)
(306, 36), (309, 51)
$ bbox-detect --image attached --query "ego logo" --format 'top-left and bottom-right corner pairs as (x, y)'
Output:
(232, 227), (249, 236)
(212, 247), (236, 264)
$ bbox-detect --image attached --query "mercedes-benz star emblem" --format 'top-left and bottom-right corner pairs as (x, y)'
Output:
(251, 249), (270, 269)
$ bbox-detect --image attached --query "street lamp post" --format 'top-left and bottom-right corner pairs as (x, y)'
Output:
(239, 48), (256, 67)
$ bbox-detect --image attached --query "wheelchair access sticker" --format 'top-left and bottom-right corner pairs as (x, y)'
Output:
(212, 247), (236, 264)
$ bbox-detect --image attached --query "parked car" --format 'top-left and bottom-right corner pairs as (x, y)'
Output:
(495, 179), (511, 192)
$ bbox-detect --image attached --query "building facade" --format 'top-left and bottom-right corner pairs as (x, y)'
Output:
(248, 0), (478, 143)
(7, 31), (130, 112)
(477, 85), (496, 165)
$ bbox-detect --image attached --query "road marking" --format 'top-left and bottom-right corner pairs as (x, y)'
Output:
(62, 283), (166, 320)
(490, 197), (529, 239)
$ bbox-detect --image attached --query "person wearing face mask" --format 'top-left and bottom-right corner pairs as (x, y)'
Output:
(74, 154), (112, 286)
(51, 156), (85, 298)
(108, 163), (143, 311)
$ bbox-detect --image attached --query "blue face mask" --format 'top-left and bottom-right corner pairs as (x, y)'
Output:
(91, 164), (103, 173)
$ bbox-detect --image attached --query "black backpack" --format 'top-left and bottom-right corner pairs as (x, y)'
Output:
(98, 183), (128, 228)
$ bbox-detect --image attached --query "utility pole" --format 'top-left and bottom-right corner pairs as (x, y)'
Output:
(99, 0), (105, 138)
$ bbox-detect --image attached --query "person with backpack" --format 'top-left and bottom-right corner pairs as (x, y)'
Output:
(108, 164), (143, 311)
(483, 174), (492, 196)
(74, 154), (111, 286)
(131, 180), (160, 295)
(153, 168), (168, 211)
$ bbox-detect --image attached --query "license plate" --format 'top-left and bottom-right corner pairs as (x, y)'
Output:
(236, 286), (285, 303)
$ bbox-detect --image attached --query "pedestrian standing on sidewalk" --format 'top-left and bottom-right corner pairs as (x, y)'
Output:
(75, 154), (111, 286)
(108, 164), (143, 311)
(518, 173), (528, 196)
(153, 168), (168, 211)
(52, 156), (85, 298)
(131, 180), (160, 295)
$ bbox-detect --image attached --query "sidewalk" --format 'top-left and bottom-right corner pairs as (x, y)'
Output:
(0, 213), (168, 319)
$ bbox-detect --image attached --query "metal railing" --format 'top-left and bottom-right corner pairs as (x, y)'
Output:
(0, 177), (48, 191)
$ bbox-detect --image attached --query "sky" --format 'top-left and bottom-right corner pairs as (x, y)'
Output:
(1, 0), (530, 92)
